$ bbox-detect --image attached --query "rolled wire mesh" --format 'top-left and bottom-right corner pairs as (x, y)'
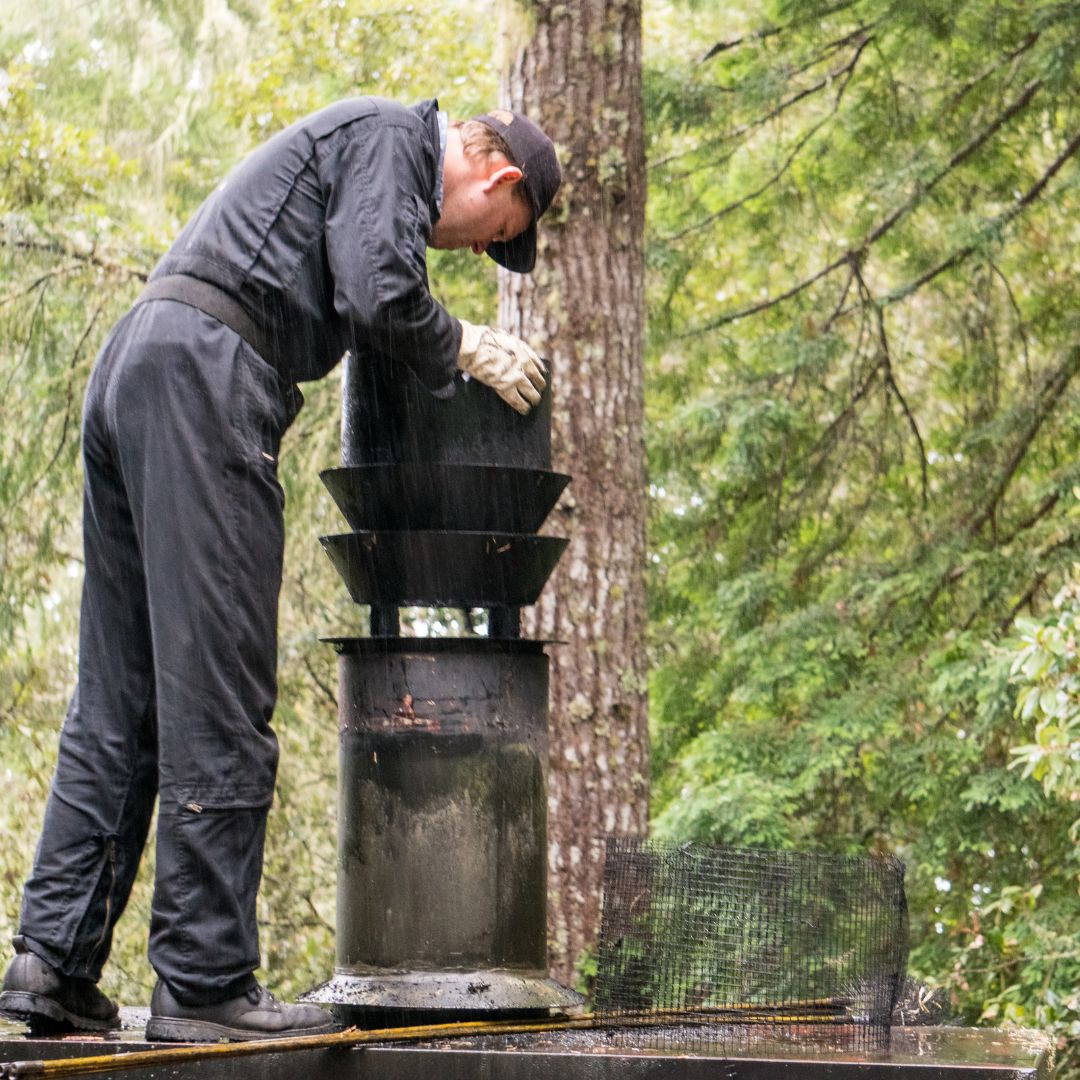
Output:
(593, 839), (909, 1054)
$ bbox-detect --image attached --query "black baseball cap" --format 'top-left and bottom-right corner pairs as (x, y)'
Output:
(472, 109), (561, 273)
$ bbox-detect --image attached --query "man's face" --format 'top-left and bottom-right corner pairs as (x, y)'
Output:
(430, 163), (532, 256)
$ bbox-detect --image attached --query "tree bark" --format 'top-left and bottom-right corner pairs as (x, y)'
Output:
(500, 0), (649, 986)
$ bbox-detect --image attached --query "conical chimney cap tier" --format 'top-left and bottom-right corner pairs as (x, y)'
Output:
(321, 530), (568, 609)
(321, 463), (569, 533)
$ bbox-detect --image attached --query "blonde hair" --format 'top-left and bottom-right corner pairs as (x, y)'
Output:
(452, 120), (528, 205)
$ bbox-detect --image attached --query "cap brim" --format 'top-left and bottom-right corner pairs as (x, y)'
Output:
(486, 220), (537, 273)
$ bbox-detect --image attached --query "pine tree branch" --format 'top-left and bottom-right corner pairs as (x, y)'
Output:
(29, 300), (105, 492)
(0, 225), (150, 283)
(886, 244), (977, 304)
(699, 0), (859, 63)
(799, 308), (879, 492)
(976, 524), (1079, 634)
(989, 261), (1032, 381)
(680, 78), (1045, 337)
(652, 28), (871, 174)
(677, 248), (849, 336)
(1, 284), (47, 401)
(944, 30), (1039, 111)
(791, 488), (872, 589)
(304, 893), (334, 934)
(303, 653), (338, 710)
(665, 35), (868, 242)
(664, 118), (828, 242)
(964, 346), (1080, 538)
(790, 21), (880, 78)
(0, 262), (85, 308)
(725, 33), (874, 142)
(883, 124), (1080, 306)
(821, 264), (857, 333)
(1003, 490), (1061, 545)
(5, 298), (104, 529)
(853, 264), (929, 511)
(995, 125), (1080, 224)
(997, 570), (1051, 633)
(861, 76), (1042, 247)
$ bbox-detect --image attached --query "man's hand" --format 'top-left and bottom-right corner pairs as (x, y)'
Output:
(457, 319), (546, 415)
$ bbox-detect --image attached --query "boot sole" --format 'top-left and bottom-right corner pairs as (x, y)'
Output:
(145, 1016), (338, 1043)
(0, 990), (117, 1033)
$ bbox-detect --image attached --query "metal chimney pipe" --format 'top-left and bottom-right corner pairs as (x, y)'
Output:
(304, 354), (581, 1023)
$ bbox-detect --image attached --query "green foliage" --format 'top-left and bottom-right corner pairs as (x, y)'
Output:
(645, 0), (1080, 1071)
(1009, 566), (1080, 808)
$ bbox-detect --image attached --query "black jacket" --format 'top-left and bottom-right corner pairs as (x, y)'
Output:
(152, 97), (459, 391)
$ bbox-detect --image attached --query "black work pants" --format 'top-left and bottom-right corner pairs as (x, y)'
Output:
(18, 300), (297, 1004)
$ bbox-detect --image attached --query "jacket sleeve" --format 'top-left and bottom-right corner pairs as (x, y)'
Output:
(319, 115), (461, 395)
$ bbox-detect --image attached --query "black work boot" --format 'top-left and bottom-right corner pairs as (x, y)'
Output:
(0, 936), (119, 1032)
(145, 981), (337, 1042)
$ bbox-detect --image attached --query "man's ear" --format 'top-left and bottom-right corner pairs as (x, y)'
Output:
(482, 164), (523, 192)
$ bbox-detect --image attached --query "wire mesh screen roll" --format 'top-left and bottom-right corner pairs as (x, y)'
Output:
(594, 840), (909, 1054)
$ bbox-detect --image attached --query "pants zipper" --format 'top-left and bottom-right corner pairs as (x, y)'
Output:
(86, 837), (118, 971)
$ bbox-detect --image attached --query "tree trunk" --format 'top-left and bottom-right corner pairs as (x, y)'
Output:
(500, 0), (649, 987)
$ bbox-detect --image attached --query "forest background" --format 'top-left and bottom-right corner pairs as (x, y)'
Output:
(1, 0), (1079, 1073)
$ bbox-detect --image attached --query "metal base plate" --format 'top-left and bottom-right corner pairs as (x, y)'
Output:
(301, 971), (584, 1025)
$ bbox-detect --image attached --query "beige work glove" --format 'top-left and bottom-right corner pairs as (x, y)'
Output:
(457, 319), (546, 415)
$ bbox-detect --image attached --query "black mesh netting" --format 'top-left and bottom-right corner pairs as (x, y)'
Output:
(593, 839), (909, 1053)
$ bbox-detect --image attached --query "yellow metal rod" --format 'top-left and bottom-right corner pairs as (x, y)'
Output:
(1, 1005), (857, 1079)
(4, 1017), (569, 1079)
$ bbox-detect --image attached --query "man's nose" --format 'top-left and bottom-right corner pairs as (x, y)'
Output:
(471, 241), (486, 255)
